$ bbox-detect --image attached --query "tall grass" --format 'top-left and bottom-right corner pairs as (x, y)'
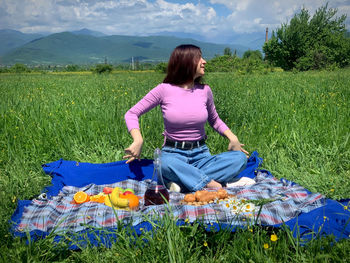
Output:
(0, 69), (349, 261)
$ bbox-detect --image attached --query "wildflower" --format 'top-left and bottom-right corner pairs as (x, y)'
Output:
(244, 203), (255, 212)
(231, 205), (239, 213)
(270, 234), (278, 242)
(226, 203), (230, 208)
(344, 206), (348, 211)
(263, 243), (269, 249)
(203, 241), (208, 247)
(184, 218), (189, 223)
(330, 189), (334, 192)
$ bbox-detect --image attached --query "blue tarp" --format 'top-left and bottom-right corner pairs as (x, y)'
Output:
(10, 151), (350, 248)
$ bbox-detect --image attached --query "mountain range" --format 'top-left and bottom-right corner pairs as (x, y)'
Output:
(0, 28), (260, 66)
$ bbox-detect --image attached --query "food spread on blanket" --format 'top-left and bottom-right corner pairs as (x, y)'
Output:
(73, 187), (140, 210)
(182, 189), (230, 205)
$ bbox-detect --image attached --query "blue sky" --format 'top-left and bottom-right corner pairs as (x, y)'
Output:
(0, 0), (349, 44)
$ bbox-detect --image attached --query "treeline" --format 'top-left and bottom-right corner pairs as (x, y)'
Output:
(1, 5), (348, 74)
(0, 62), (157, 74)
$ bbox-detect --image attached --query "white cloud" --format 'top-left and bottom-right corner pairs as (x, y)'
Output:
(210, 0), (349, 33)
(0, 0), (348, 42)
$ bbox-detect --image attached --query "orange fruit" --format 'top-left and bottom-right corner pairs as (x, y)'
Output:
(90, 193), (106, 203)
(74, 191), (90, 204)
(124, 194), (139, 210)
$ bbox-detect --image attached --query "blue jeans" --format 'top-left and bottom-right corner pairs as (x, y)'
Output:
(160, 145), (247, 192)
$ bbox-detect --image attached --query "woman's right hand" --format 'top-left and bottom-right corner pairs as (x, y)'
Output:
(123, 128), (144, 163)
(123, 140), (143, 163)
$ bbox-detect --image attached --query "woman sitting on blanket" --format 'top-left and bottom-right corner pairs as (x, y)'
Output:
(123, 44), (248, 193)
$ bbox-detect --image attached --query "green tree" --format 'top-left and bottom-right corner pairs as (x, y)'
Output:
(93, 64), (113, 74)
(263, 4), (350, 70)
(66, 64), (79, 72)
(10, 63), (30, 73)
(224, 47), (232, 56)
(242, 50), (263, 60)
(155, 62), (167, 73)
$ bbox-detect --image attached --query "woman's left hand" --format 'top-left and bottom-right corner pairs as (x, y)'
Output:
(228, 140), (249, 157)
(223, 129), (249, 157)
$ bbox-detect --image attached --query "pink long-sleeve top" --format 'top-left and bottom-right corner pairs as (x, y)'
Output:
(124, 83), (229, 141)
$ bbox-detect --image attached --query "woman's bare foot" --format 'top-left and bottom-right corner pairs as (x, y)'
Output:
(206, 180), (222, 189)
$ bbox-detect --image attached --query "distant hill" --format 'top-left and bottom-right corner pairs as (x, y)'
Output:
(71, 28), (106, 37)
(0, 31), (248, 65)
(0, 29), (43, 56)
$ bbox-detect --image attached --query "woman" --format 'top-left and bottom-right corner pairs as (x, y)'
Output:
(124, 44), (248, 192)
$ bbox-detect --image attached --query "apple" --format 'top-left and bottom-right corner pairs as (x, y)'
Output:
(103, 187), (113, 194)
(123, 188), (135, 194)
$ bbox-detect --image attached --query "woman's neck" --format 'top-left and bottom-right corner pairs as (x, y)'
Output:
(180, 81), (195, 90)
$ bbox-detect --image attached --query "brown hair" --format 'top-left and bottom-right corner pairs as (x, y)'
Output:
(163, 44), (203, 85)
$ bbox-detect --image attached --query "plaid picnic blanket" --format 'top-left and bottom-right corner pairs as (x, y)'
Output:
(10, 152), (350, 247)
(14, 171), (325, 235)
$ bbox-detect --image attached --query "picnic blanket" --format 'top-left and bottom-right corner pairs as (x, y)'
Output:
(10, 151), (350, 248)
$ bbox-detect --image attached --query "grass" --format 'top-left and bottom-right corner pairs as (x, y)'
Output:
(0, 69), (349, 262)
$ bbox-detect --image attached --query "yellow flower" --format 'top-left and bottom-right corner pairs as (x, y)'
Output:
(226, 203), (230, 208)
(330, 189), (334, 192)
(344, 206), (348, 211)
(185, 218), (189, 223)
(263, 243), (269, 249)
(270, 234), (278, 242)
(203, 241), (208, 247)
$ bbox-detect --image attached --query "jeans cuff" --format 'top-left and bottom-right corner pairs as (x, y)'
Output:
(192, 176), (211, 192)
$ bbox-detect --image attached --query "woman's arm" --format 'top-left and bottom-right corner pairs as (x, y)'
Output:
(223, 129), (249, 157)
(123, 128), (144, 163)
(123, 85), (163, 163)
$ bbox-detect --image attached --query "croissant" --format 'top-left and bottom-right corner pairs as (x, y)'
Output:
(184, 193), (196, 202)
(184, 189), (228, 203)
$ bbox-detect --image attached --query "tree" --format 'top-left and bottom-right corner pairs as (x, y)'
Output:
(224, 47), (232, 56)
(263, 4), (350, 70)
(93, 64), (113, 74)
(242, 50), (263, 60)
(11, 63), (30, 73)
(66, 64), (79, 72)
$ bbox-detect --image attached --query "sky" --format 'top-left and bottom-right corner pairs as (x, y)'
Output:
(0, 0), (349, 44)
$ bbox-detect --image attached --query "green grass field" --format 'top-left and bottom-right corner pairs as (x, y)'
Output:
(0, 69), (349, 262)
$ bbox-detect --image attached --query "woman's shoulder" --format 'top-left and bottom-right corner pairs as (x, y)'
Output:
(194, 83), (210, 90)
(154, 82), (173, 90)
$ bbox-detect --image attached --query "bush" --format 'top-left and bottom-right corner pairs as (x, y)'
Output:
(242, 50), (263, 61)
(66, 65), (79, 72)
(93, 64), (113, 74)
(154, 62), (167, 73)
(10, 63), (30, 73)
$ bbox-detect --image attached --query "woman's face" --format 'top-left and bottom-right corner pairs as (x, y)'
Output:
(194, 57), (206, 79)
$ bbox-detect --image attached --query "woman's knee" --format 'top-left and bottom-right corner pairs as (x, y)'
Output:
(237, 151), (248, 166)
(226, 150), (247, 169)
